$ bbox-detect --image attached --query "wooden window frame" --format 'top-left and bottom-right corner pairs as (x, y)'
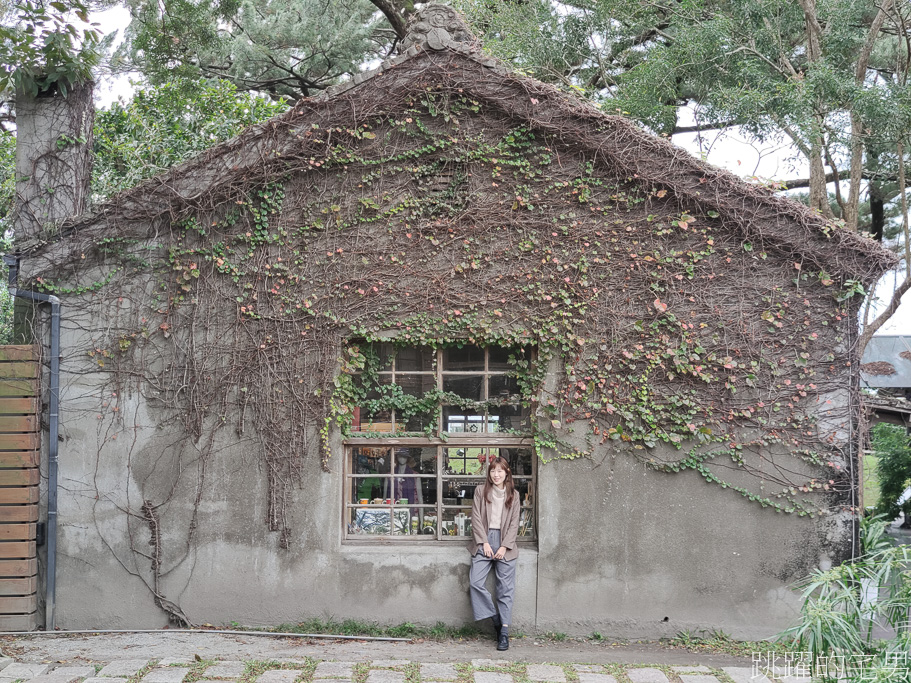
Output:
(343, 345), (536, 544)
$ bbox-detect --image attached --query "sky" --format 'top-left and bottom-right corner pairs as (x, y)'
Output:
(89, 6), (909, 338)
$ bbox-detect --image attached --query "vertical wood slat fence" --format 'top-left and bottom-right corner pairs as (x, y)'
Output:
(0, 346), (39, 630)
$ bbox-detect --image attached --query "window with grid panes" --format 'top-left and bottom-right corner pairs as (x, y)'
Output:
(344, 344), (536, 542)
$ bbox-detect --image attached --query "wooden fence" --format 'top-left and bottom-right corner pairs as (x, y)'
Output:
(0, 346), (39, 630)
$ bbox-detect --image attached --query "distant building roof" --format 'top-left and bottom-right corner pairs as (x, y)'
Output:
(861, 335), (911, 388)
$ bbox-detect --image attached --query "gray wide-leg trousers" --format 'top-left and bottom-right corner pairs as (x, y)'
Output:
(469, 529), (516, 626)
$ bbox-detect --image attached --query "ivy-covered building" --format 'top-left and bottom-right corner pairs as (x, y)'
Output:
(12, 6), (896, 635)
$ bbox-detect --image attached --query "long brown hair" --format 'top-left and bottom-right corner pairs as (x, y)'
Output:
(484, 456), (516, 509)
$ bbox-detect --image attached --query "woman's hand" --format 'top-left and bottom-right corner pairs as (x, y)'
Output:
(482, 542), (494, 558)
(493, 546), (506, 560)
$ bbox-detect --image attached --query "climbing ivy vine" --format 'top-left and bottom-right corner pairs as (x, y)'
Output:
(31, 62), (872, 559)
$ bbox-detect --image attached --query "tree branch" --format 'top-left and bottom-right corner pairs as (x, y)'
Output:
(858, 276), (911, 355)
(778, 169), (911, 189)
(671, 120), (742, 134)
(368, 0), (409, 40)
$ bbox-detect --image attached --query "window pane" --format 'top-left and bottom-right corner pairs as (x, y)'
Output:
(421, 477), (438, 506)
(396, 374), (437, 432)
(443, 407), (485, 433)
(352, 446), (393, 476)
(390, 506), (416, 536)
(518, 504), (535, 538)
(348, 506), (393, 535)
(443, 447), (488, 475)
(487, 403), (530, 433)
(396, 346), (435, 372)
(443, 375), (483, 400)
(419, 511), (438, 536)
(350, 475), (385, 503)
(443, 477), (483, 504)
(441, 507), (473, 537)
(443, 346), (484, 372)
(488, 374), (520, 399)
(351, 375), (393, 431)
(512, 477), (533, 506)
(495, 448), (534, 476)
(388, 455), (430, 506)
(488, 346), (529, 371)
(364, 342), (394, 371)
(390, 446), (435, 474)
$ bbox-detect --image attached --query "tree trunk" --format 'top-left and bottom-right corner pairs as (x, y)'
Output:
(845, 0), (894, 231)
(797, 1), (832, 216)
(869, 181), (885, 241)
(808, 119), (832, 216)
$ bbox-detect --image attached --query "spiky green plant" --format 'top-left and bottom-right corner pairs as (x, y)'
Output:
(777, 515), (911, 682)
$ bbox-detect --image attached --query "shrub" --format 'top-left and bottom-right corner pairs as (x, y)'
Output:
(873, 423), (911, 524)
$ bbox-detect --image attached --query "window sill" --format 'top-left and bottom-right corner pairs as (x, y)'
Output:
(344, 434), (534, 446)
(341, 539), (538, 551)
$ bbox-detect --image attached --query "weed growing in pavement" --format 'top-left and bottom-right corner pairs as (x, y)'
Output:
(386, 622), (419, 638)
(452, 662), (474, 683)
(402, 661), (421, 683)
(234, 618), (486, 641)
(352, 662), (370, 683)
(667, 630), (786, 657)
(182, 659), (217, 683)
(239, 659), (314, 683)
(126, 663), (156, 683)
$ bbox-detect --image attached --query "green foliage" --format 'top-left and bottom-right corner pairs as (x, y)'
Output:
(777, 514), (911, 680)
(872, 423), (911, 523)
(93, 79), (288, 198)
(451, 0), (911, 236)
(859, 513), (893, 556)
(0, 77), (286, 257)
(0, 129), (14, 234)
(0, 0), (102, 95)
(118, 0), (387, 99)
(251, 617), (483, 640)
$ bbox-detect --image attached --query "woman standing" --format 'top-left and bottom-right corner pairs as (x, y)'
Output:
(467, 456), (521, 651)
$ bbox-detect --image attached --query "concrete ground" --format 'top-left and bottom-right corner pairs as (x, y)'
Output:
(0, 632), (759, 666)
(0, 632), (786, 683)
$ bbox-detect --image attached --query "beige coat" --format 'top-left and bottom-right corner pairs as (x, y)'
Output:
(467, 486), (521, 561)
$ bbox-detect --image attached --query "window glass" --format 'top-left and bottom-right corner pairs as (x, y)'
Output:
(368, 342), (395, 372)
(488, 374), (520, 399)
(443, 375), (483, 400)
(443, 447), (488, 475)
(443, 408), (486, 433)
(443, 346), (485, 372)
(344, 344), (535, 542)
(348, 343), (532, 436)
(441, 506), (473, 537)
(487, 403), (529, 433)
(396, 346), (435, 372)
(397, 375), (437, 432)
(346, 444), (535, 541)
(487, 346), (513, 371)
(351, 376), (393, 432)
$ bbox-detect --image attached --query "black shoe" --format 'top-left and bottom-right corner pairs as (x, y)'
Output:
(491, 614), (502, 636)
(497, 628), (509, 651)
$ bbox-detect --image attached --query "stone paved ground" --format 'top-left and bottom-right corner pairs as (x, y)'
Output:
(0, 640), (791, 683)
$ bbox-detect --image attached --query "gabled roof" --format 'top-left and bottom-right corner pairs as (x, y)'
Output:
(35, 5), (896, 283)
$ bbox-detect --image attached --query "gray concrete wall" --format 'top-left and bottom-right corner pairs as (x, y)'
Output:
(534, 455), (835, 639)
(25, 266), (846, 638)
(13, 83), (94, 242)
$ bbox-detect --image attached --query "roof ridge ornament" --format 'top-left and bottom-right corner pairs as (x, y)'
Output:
(399, 4), (480, 53)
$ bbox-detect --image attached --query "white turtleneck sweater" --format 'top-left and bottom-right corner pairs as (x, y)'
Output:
(488, 485), (507, 530)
